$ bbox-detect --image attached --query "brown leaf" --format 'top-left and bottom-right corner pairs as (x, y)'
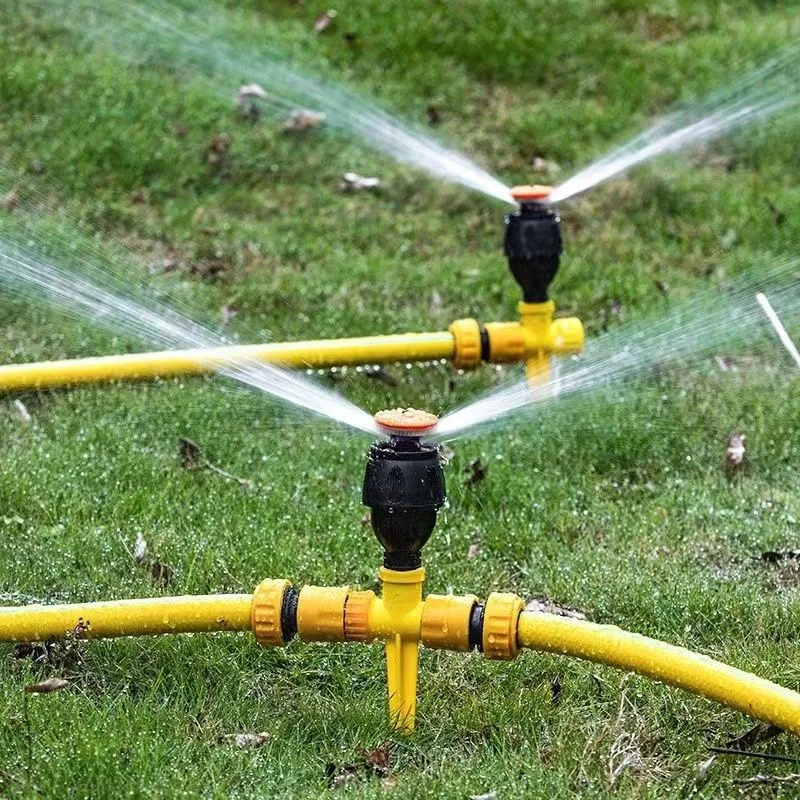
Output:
(326, 763), (359, 789)
(339, 172), (380, 192)
(314, 9), (337, 33)
(695, 755), (716, 785)
(364, 366), (398, 387)
(726, 722), (784, 750)
(180, 437), (204, 470)
(25, 677), (69, 694)
(206, 134), (230, 165)
(525, 596), (587, 620)
(734, 772), (800, 787)
(191, 259), (227, 280)
(133, 532), (148, 565)
(220, 305), (239, 325)
(464, 458), (487, 486)
(364, 741), (390, 776)
(725, 433), (746, 470)
(360, 511), (372, 527)
(467, 543), (481, 560)
(551, 675), (563, 704)
(13, 399), (32, 424)
(760, 550), (800, 564)
(225, 731), (271, 749)
(150, 561), (174, 588)
(654, 278), (670, 296)
(282, 109), (325, 133)
(130, 187), (149, 204)
(531, 156), (561, 177)
(765, 198), (786, 226)
(148, 255), (180, 276)
(2, 191), (19, 212)
(426, 105), (441, 126)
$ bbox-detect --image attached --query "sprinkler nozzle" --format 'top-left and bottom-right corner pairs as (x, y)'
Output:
(373, 407), (439, 438)
(510, 184), (553, 203)
(505, 184), (562, 303)
(363, 409), (445, 570)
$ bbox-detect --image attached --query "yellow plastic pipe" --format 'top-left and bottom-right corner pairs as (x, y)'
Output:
(0, 332), (456, 392)
(0, 595), (253, 641)
(518, 612), (800, 736)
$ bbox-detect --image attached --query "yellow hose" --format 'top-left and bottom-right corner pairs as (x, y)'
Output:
(518, 612), (800, 735)
(0, 332), (455, 392)
(0, 595), (253, 641)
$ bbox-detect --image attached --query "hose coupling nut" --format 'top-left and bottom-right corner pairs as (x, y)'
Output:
(483, 592), (524, 660)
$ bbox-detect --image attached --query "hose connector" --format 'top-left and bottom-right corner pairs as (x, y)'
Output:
(483, 592), (524, 660)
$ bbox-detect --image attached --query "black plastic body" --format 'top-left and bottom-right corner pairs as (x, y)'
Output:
(504, 200), (562, 302)
(362, 436), (445, 570)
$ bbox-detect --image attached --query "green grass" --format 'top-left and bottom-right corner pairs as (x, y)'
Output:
(1, 0), (800, 796)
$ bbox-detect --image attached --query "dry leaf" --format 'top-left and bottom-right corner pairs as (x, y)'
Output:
(130, 187), (148, 204)
(726, 722), (784, 750)
(133, 532), (148, 564)
(725, 433), (746, 470)
(551, 675), (563, 705)
(734, 772), (800, 787)
(326, 763), (359, 789)
(180, 437), (204, 470)
(467, 543), (481, 560)
(314, 9), (337, 33)
(2, 191), (19, 212)
(14, 399), (32, 424)
(531, 156), (561, 177)
(525, 597), (587, 620)
(364, 741), (390, 776)
(227, 731), (271, 748)
(282, 109), (325, 133)
(221, 305), (239, 325)
(237, 83), (268, 103)
(206, 134), (230, 165)
(654, 278), (670, 296)
(426, 104), (441, 126)
(380, 775), (399, 791)
(360, 511), (372, 527)
(464, 458), (487, 486)
(364, 366), (398, 387)
(339, 172), (381, 192)
(25, 677), (69, 694)
(150, 561), (174, 588)
(765, 198), (786, 226)
(695, 755), (716, 785)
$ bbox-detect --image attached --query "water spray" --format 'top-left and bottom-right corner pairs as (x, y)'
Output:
(0, 198), (584, 392)
(2, 407), (800, 737)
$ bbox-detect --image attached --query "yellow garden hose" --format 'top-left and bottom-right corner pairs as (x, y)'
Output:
(0, 332), (456, 392)
(0, 595), (252, 641)
(517, 611), (800, 736)
(2, 590), (798, 736)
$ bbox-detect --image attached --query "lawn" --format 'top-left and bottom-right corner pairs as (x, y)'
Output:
(1, 1), (800, 797)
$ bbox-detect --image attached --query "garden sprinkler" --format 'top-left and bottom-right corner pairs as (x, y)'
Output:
(2, 407), (800, 737)
(0, 187), (583, 392)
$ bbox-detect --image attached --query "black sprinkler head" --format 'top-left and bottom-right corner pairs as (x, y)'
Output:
(504, 185), (562, 303)
(363, 410), (445, 571)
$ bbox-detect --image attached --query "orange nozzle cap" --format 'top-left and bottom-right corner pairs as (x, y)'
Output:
(374, 408), (438, 436)
(510, 184), (553, 202)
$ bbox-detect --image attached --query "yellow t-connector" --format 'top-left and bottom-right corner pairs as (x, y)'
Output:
(484, 301), (584, 385)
